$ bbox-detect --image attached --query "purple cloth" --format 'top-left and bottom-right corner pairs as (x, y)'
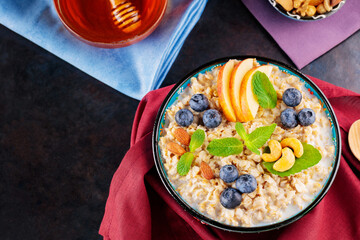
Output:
(242, 0), (360, 69)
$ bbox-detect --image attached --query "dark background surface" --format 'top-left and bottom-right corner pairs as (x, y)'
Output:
(0, 0), (359, 239)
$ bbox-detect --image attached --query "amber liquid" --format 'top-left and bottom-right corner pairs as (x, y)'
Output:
(56, 0), (165, 45)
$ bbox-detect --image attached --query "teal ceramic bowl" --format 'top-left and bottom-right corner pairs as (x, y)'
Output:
(152, 56), (341, 232)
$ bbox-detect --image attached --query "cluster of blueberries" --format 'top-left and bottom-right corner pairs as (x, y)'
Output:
(280, 88), (316, 128)
(219, 165), (257, 209)
(175, 94), (222, 128)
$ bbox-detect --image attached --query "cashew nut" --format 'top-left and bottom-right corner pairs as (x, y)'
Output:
(316, 3), (327, 13)
(273, 148), (296, 172)
(280, 138), (304, 158)
(324, 0), (332, 11)
(294, 0), (306, 8)
(306, 5), (317, 17)
(262, 140), (282, 162)
(295, 0), (310, 17)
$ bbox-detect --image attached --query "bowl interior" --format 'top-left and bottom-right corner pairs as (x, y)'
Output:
(153, 56), (341, 232)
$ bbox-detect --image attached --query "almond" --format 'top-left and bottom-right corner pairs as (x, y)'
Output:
(200, 161), (214, 180)
(174, 128), (190, 146)
(330, 0), (341, 7)
(167, 142), (186, 155)
(276, 0), (293, 12)
(309, 0), (323, 6)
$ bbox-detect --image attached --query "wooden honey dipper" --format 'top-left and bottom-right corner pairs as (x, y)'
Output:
(349, 119), (360, 162)
(109, 0), (142, 33)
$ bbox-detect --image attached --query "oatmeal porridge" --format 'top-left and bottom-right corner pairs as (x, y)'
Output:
(158, 59), (335, 227)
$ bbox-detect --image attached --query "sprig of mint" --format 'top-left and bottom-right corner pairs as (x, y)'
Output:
(177, 152), (195, 176)
(189, 129), (205, 152)
(262, 143), (322, 177)
(236, 122), (276, 155)
(252, 71), (277, 109)
(207, 138), (243, 157)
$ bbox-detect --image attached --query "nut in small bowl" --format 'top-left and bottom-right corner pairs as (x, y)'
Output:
(268, 0), (346, 21)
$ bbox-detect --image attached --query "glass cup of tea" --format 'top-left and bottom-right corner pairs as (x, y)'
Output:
(54, 0), (168, 48)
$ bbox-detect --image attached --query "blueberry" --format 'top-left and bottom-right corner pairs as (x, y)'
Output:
(220, 165), (239, 183)
(283, 88), (302, 107)
(298, 108), (316, 126)
(203, 109), (222, 128)
(190, 94), (209, 112)
(281, 108), (298, 128)
(220, 188), (242, 209)
(235, 174), (257, 193)
(175, 109), (193, 127)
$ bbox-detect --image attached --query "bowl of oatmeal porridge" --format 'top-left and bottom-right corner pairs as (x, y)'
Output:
(152, 56), (340, 232)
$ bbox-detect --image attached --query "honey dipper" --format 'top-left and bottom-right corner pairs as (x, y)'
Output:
(349, 119), (360, 161)
(109, 0), (142, 33)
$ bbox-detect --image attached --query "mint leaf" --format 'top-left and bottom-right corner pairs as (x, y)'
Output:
(246, 144), (261, 155)
(263, 143), (322, 177)
(235, 122), (248, 141)
(252, 71), (277, 109)
(207, 138), (243, 157)
(177, 152), (195, 176)
(236, 123), (276, 155)
(189, 129), (205, 152)
(246, 123), (277, 155)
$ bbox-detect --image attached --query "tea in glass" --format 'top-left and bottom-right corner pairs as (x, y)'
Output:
(54, 0), (167, 48)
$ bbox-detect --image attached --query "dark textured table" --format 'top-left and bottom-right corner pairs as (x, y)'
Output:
(0, 1), (359, 239)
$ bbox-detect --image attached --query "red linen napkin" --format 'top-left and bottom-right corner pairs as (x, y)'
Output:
(99, 76), (360, 240)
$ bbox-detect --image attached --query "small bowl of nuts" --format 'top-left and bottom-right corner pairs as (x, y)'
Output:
(269, 0), (346, 21)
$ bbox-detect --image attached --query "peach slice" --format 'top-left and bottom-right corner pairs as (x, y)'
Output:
(239, 65), (274, 122)
(229, 58), (256, 122)
(217, 60), (237, 122)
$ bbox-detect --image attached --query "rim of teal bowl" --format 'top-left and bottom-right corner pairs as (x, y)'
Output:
(152, 56), (341, 233)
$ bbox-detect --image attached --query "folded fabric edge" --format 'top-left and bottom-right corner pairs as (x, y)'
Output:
(151, 0), (208, 91)
(0, 24), (143, 100)
(99, 132), (154, 239)
(0, 0), (208, 101)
